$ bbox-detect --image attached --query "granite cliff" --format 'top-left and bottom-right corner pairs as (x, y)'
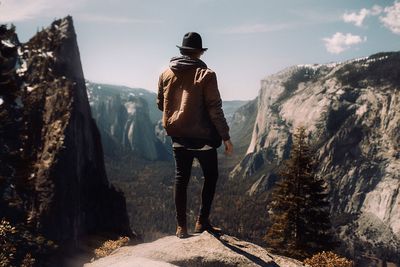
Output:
(86, 82), (247, 161)
(230, 52), (400, 262)
(87, 82), (171, 161)
(0, 16), (132, 261)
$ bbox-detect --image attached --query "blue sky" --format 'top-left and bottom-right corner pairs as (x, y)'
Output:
(1, 0), (399, 100)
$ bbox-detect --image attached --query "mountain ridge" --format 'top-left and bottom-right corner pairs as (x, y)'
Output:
(229, 50), (400, 263)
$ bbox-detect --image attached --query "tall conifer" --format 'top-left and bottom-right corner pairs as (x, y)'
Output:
(264, 127), (335, 259)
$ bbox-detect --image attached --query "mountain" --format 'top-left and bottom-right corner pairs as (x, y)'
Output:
(228, 98), (258, 154)
(230, 52), (400, 263)
(85, 232), (304, 267)
(86, 81), (162, 123)
(0, 17), (132, 264)
(86, 81), (248, 161)
(86, 81), (171, 160)
(222, 100), (248, 121)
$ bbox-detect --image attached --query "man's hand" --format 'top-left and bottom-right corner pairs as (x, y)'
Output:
(224, 140), (233, 156)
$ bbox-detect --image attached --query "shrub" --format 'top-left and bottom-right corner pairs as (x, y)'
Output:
(0, 219), (56, 267)
(0, 219), (18, 267)
(94, 236), (130, 259)
(303, 251), (353, 267)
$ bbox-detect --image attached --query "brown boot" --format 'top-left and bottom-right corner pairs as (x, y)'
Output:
(176, 225), (189, 239)
(194, 218), (222, 235)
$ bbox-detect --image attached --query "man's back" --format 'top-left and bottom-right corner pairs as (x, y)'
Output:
(158, 56), (230, 143)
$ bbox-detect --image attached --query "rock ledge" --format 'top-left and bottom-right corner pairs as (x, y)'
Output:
(85, 232), (304, 267)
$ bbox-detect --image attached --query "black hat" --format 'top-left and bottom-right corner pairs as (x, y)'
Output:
(176, 32), (208, 51)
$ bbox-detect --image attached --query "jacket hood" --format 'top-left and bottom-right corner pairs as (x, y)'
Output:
(169, 56), (207, 71)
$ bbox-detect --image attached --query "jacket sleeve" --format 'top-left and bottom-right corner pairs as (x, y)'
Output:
(157, 73), (164, 111)
(203, 71), (230, 141)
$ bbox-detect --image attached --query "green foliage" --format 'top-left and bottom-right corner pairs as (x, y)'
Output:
(264, 127), (335, 259)
(334, 52), (400, 87)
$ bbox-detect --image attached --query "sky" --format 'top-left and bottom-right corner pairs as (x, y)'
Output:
(1, 0), (399, 100)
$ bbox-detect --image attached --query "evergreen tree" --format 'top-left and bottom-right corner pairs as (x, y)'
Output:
(264, 127), (335, 259)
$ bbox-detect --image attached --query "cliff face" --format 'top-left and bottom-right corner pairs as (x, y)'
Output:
(0, 17), (132, 247)
(86, 82), (248, 162)
(231, 52), (400, 260)
(87, 82), (171, 161)
(228, 98), (258, 154)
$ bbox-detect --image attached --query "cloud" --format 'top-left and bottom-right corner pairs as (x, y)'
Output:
(370, 5), (383, 16)
(0, 0), (84, 23)
(343, 8), (371, 27)
(220, 23), (294, 34)
(342, 2), (400, 35)
(76, 13), (163, 24)
(342, 5), (382, 27)
(380, 1), (400, 34)
(323, 32), (366, 54)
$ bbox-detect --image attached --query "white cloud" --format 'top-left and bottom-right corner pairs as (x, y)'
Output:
(342, 5), (383, 27)
(342, 2), (400, 35)
(323, 32), (366, 54)
(0, 0), (84, 23)
(380, 1), (400, 34)
(370, 5), (383, 16)
(343, 8), (371, 27)
(221, 23), (294, 34)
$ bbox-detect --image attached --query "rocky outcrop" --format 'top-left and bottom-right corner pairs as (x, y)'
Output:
(231, 52), (400, 261)
(0, 17), (132, 249)
(87, 82), (171, 160)
(85, 232), (304, 267)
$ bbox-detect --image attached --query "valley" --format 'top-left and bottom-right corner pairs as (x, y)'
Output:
(88, 52), (400, 265)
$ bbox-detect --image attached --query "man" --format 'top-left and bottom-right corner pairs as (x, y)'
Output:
(158, 32), (233, 238)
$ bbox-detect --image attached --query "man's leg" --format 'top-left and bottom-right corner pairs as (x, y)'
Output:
(173, 148), (194, 229)
(195, 148), (218, 223)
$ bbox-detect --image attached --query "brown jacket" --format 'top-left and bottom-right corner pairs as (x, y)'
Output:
(157, 58), (230, 142)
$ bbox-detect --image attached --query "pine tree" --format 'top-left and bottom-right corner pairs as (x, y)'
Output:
(264, 126), (335, 259)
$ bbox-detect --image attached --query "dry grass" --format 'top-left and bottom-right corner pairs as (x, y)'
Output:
(304, 251), (353, 267)
(0, 219), (17, 267)
(94, 237), (130, 259)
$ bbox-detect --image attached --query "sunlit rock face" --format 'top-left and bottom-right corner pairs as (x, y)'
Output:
(0, 17), (132, 247)
(231, 52), (400, 261)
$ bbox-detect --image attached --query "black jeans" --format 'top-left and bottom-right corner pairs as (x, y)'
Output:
(173, 147), (219, 226)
